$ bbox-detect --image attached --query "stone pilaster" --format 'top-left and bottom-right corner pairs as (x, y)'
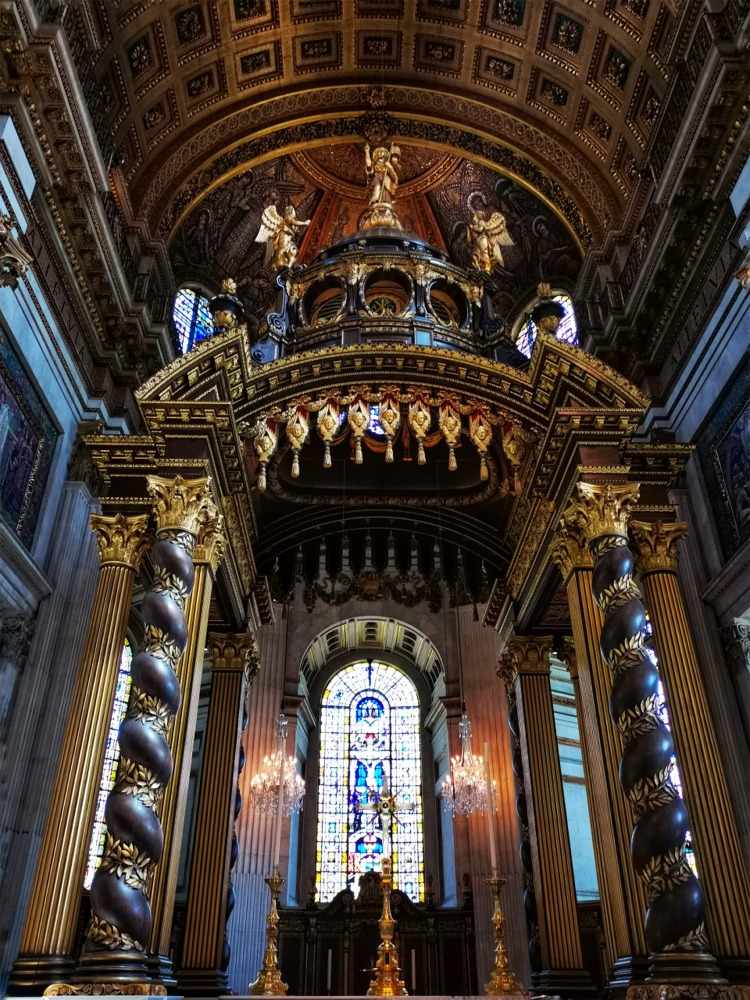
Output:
(567, 482), (726, 993)
(498, 635), (594, 997)
(178, 632), (259, 996)
(75, 476), (216, 987)
(147, 515), (226, 985)
(9, 513), (150, 993)
(631, 519), (750, 983)
(551, 523), (648, 994)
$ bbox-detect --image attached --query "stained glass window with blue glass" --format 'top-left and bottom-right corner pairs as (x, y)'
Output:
(173, 288), (214, 353)
(84, 639), (133, 889)
(316, 660), (424, 903)
(515, 292), (578, 358)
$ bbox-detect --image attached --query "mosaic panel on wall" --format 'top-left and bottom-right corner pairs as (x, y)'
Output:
(0, 330), (58, 549)
(316, 660), (424, 903)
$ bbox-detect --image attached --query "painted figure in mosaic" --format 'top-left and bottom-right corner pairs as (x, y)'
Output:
(255, 203), (310, 270)
(466, 209), (514, 272)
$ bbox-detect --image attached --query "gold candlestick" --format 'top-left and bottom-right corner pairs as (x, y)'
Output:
(367, 858), (407, 997)
(249, 870), (288, 996)
(485, 875), (525, 996)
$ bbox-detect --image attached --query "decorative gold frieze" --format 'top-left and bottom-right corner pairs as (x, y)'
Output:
(90, 513), (151, 569)
(44, 984), (166, 996)
(147, 475), (215, 536)
(629, 520), (688, 574)
(567, 481), (640, 540)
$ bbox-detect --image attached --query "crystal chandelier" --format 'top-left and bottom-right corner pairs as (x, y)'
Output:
(249, 711), (305, 816)
(441, 705), (490, 815)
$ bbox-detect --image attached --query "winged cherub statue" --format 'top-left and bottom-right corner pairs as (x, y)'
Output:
(255, 203), (310, 270)
(466, 209), (514, 272)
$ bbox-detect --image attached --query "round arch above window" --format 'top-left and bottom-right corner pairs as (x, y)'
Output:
(172, 286), (215, 353)
(510, 289), (579, 359)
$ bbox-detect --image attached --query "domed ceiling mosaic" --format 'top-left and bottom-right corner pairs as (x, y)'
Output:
(169, 144), (583, 328)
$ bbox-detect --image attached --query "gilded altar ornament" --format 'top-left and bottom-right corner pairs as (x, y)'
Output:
(255, 203), (310, 270)
(360, 143), (403, 231)
(250, 414), (279, 491)
(316, 396), (341, 469)
(485, 875), (525, 996)
(348, 391), (371, 464)
(249, 871), (287, 996)
(285, 404), (310, 478)
(466, 210), (513, 272)
(378, 389), (402, 463)
(408, 392), (431, 465)
(438, 394), (461, 472)
(469, 408), (493, 481)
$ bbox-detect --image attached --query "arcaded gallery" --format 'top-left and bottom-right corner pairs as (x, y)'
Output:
(0, 3), (749, 1000)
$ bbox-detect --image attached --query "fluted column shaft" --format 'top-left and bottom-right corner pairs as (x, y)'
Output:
(76, 476), (217, 985)
(178, 633), (258, 996)
(631, 520), (750, 981)
(498, 636), (593, 997)
(10, 514), (150, 993)
(551, 528), (648, 991)
(148, 519), (226, 982)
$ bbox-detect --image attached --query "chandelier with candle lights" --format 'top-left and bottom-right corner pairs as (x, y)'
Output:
(249, 712), (306, 816)
(440, 705), (490, 815)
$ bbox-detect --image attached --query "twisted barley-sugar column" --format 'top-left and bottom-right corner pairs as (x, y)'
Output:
(551, 525), (648, 989)
(498, 637), (593, 996)
(630, 520), (750, 981)
(10, 513), (150, 994)
(178, 632), (259, 996)
(568, 482), (727, 991)
(74, 476), (215, 987)
(148, 514), (226, 982)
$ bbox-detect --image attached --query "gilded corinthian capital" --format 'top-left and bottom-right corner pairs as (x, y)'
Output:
(193, 512), (227, 571)
(629, 520), (688, 574)
(208, 632), (260, 681)
(566, 481), (640, 541)
(147, 475), (216, 536)
(498, 635), (553, 686)
(549, 515), (592, 581)
(89, 512), (151, 568)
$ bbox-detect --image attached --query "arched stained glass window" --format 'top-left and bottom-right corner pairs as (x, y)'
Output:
(84, 639), (133, 889)
(515, 292), (578, 358)
(173, 287), (214, 353)
(316, 660), (424, 903)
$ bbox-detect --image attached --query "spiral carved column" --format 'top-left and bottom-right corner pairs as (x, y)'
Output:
(178, 632), (259, 996)
(566, 482), (739, 998)
(72, 476), (215, 989)
(10, 514), (150, 994)
(148, 513), (226, 984)
(498, 637), (593, 997)
(550, 523), (649, 993)
(630, 520), (750, 984)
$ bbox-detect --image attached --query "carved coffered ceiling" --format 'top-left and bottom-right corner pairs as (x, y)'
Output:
(81, 0), (679, 242)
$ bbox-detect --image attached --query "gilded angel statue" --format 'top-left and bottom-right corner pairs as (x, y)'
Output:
(466, 209), (513, 272)
(255, 203), (310, 270)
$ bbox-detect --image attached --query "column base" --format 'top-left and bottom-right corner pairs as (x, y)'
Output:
(42, 984), (166, 996)
(628, 986), (750, 1000)
(608, 955), (651, 997)
(530, 967), (597, 997)
(72, 947), (152, 984)
(719, 958), (750, 986)
(176, 968), (229, 996)
(9, 955), (76, 995)
(146, 954), (177, 991)
(647, 951), (726, 985)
